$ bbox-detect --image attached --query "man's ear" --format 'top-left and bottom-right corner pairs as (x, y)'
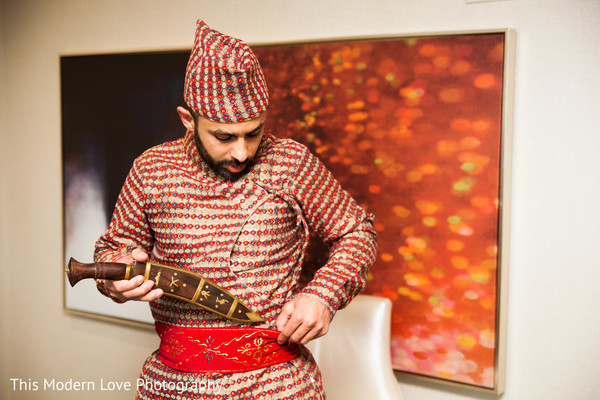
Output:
(176, 106), (195, 132)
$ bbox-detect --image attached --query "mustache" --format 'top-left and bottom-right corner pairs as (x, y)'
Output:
(221, 158), (252, 167)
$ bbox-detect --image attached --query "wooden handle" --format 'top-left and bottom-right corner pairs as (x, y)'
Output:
(66, 258), (129, 286)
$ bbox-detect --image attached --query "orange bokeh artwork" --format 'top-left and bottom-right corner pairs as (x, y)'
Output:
(253, 32), (509, 390)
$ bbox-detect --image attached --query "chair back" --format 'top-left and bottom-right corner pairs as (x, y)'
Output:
(306, 295), (403, 400)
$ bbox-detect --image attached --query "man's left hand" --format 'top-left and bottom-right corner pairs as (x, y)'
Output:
(276, 295), (330, 345)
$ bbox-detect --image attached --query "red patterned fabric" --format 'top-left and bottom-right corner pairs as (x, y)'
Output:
(155, 323), (299, 373)
(184, 20), (269, 123)
(95, 131), (377, 399)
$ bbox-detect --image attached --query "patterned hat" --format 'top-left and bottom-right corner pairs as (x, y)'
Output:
(184, 20), (269, 123)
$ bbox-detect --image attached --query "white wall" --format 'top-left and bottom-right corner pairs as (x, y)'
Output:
(1, 0), (599, 399)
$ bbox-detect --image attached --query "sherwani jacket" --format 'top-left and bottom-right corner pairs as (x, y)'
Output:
(95, 130), (377, 399)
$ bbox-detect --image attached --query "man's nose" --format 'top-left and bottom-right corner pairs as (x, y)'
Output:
(231, 139), (248, 163)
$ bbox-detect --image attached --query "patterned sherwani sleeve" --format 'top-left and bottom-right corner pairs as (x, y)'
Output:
(290, 146), (378, 317)
(93, 158), (154, 299)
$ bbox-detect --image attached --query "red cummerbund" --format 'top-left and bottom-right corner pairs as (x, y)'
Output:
(155, 322), (300, 373)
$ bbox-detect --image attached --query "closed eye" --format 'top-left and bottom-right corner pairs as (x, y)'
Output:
(210, 122), (265, 143)
(215, 134), (234, 142)
(247, 131), (262, 139)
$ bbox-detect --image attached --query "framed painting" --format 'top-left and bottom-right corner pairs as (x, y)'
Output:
(62, 29), (514, 393)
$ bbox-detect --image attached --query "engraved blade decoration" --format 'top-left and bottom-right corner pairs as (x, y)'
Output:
(139, 261), (264, 323)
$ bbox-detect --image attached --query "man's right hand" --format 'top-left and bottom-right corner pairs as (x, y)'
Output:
(101, 249), (164, 302)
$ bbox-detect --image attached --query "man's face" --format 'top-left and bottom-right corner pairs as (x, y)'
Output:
(192, 112), (267, 181)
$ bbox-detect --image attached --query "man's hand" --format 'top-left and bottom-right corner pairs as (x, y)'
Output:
(102, 249), (163, 302)
(276, 295), (330, 345)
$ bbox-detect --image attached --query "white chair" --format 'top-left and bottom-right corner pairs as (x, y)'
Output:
(306, 295), (403, 400)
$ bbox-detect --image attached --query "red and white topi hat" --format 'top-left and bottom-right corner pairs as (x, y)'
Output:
(184, 20), (269, 123)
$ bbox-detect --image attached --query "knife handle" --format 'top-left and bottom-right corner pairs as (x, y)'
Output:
(66, 258), (139, 286)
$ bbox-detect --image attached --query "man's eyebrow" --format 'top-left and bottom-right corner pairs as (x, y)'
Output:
(209, 122), (265, 137)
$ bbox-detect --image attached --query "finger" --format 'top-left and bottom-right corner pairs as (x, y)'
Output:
(277, 325), (296, 345)
(106, 276), (151, 300)
(131, 249), (149, 262)
(107, 275), (145, 292)
(275, 303), (293, 331)
(136, 288), (164, 302)
(277, 317), (299, 345)
(111, 252), (132, 264)
(121, 280), (156, 300)
(278, 313), (306, 345)
(276, 303), (296, 344)
(287, 319), (313, 344)
(287, 310), (328, 344)
(297, 322), (329, 345)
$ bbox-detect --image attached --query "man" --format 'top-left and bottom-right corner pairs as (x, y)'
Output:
(95, 20), (377, 399)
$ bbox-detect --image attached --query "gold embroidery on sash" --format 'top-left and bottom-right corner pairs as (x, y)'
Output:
(167, 331), (281, 367)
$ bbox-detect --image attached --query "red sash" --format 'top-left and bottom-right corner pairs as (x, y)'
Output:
(155, 322), (300, 373)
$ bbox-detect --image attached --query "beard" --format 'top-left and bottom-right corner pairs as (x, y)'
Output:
(193, 128), (257, 182)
